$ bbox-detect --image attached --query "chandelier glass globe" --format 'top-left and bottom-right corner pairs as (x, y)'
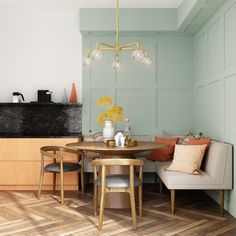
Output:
(83, 57), (92, 67)
(142, 56), (152, 66)
(131, 49), (144, 61)
(91, 50), (103, 61)
(112, 60), (122, 70)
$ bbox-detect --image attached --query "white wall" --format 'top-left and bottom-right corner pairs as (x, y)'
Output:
(0, 6), (82, 103)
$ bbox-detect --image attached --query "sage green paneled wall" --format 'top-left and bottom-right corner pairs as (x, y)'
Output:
(82, 34), (194, 136)
(194, 0), (236, 217)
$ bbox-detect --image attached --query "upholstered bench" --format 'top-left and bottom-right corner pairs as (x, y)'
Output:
(156, 141), (233, 215)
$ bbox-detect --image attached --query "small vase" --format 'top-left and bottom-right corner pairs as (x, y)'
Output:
(70, 83), (78, 103)
(103, 120), (115, 142)
(62, 88), (68, 103)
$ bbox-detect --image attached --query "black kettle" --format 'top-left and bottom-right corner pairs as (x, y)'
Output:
(13, 92), (25, 103)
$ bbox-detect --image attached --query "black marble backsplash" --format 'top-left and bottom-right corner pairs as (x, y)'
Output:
(0, 103), (82, 137)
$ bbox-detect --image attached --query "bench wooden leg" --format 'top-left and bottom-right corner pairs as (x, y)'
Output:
(159, 178), (163, 194)
(220, 190), (224, 216)
(171, 190), (175, 215)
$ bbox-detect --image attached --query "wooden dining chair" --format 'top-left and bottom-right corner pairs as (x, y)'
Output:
(92, 158), (144, 230)
(38, 146), (84, 204)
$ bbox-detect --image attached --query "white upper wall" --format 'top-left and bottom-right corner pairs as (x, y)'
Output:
(0, 0), (184, 9)
(0, 7), (82, 103)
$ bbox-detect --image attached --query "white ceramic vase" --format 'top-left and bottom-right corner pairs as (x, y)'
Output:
(103, 120), (115, 142)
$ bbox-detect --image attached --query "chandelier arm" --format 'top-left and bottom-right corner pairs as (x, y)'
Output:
(97, 42), (116, 49)
(120, 47), (139, 51)
(140, 48), (149, 56)
(87, 49), (93, 57)
(99, 48), (118, 51)
(120, 42), (139, 49)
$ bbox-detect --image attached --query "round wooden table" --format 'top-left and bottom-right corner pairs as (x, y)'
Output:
(67, 141), (165, 155)
(67, 141), (166, 209)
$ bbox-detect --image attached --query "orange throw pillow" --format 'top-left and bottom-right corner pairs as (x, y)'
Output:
(185, 138), (211, 158)
(148, 137), (179, 162)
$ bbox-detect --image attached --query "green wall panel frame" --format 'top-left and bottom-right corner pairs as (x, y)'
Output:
(82, 33), (194, 136)
(194, 0), (236, 218)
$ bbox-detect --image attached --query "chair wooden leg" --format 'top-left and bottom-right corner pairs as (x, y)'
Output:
(138, 185), (143, 217)
(81, 170), (85, 199)
(159, 178), (163, 194)
(38, 171), (44, 199)
(60, 170), (64, 204)
(171, 190), (175, 215)
(130, 187), (137, 230)
(94, 184), (98, 217)
(98, 186), (106, 230)
(77, 171), (80, 192)
(53, 173), (56, 194)
(80, 154), (85, 199)
(220, 190), (224, 216)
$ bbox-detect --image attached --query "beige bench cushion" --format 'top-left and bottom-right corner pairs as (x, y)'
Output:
(156, 161), (221, 189)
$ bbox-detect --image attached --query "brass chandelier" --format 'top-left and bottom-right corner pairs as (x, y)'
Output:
(82, 0), (152, 70)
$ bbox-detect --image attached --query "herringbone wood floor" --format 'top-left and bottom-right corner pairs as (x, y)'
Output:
(0, 185), (235, 236)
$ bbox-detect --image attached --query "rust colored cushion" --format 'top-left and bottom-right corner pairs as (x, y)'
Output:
(185, 138), (211, 158)
(148, 137), (179, 162)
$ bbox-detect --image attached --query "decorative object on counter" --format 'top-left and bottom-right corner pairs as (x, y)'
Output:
(115, 132), (125, 147)
(62, 88), (68, 103)
(97, 96), (123, 142)
(70, 83), (78, 103)
(12, 92), (24, 103)
(38, 90), (52, 103)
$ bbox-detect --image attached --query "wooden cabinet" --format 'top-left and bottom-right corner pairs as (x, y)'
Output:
(0, 138), (79, 190)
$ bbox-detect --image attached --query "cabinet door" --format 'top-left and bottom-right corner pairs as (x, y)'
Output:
(0, 138), (79, 190)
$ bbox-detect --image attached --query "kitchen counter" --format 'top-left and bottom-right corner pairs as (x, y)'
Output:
(0, 102), (82, 106)
(0, 102), (82, 137)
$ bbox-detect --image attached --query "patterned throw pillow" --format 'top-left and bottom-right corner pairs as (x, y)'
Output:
(83, 132), (102, 159)
(160, 130), (191, 145)
(180, 134), (201, 144)
(92, 132), (103, 141)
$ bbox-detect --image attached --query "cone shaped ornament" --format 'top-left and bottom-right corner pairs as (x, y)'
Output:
(62, 88), (68, 103)
(70, 83), (78, 103)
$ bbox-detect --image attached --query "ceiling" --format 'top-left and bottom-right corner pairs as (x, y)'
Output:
(0, 0), (184, 8)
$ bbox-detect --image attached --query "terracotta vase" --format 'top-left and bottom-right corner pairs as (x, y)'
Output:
(70, 83), (78, 103)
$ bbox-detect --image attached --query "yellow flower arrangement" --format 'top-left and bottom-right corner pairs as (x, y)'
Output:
(97, 96), (123, 125)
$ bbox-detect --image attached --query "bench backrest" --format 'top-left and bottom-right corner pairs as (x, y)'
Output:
(203, 141), (232, 185)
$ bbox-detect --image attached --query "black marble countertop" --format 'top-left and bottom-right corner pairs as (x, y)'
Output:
(0, 102), (82, 106)
(0, 134), (82, 138)
(0, 103), (82, 137)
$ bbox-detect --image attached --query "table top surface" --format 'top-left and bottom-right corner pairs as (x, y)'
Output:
(66, 141), (166, 155)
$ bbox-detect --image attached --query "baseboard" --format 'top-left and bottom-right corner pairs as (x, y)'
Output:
(206, 190), (236, 218)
